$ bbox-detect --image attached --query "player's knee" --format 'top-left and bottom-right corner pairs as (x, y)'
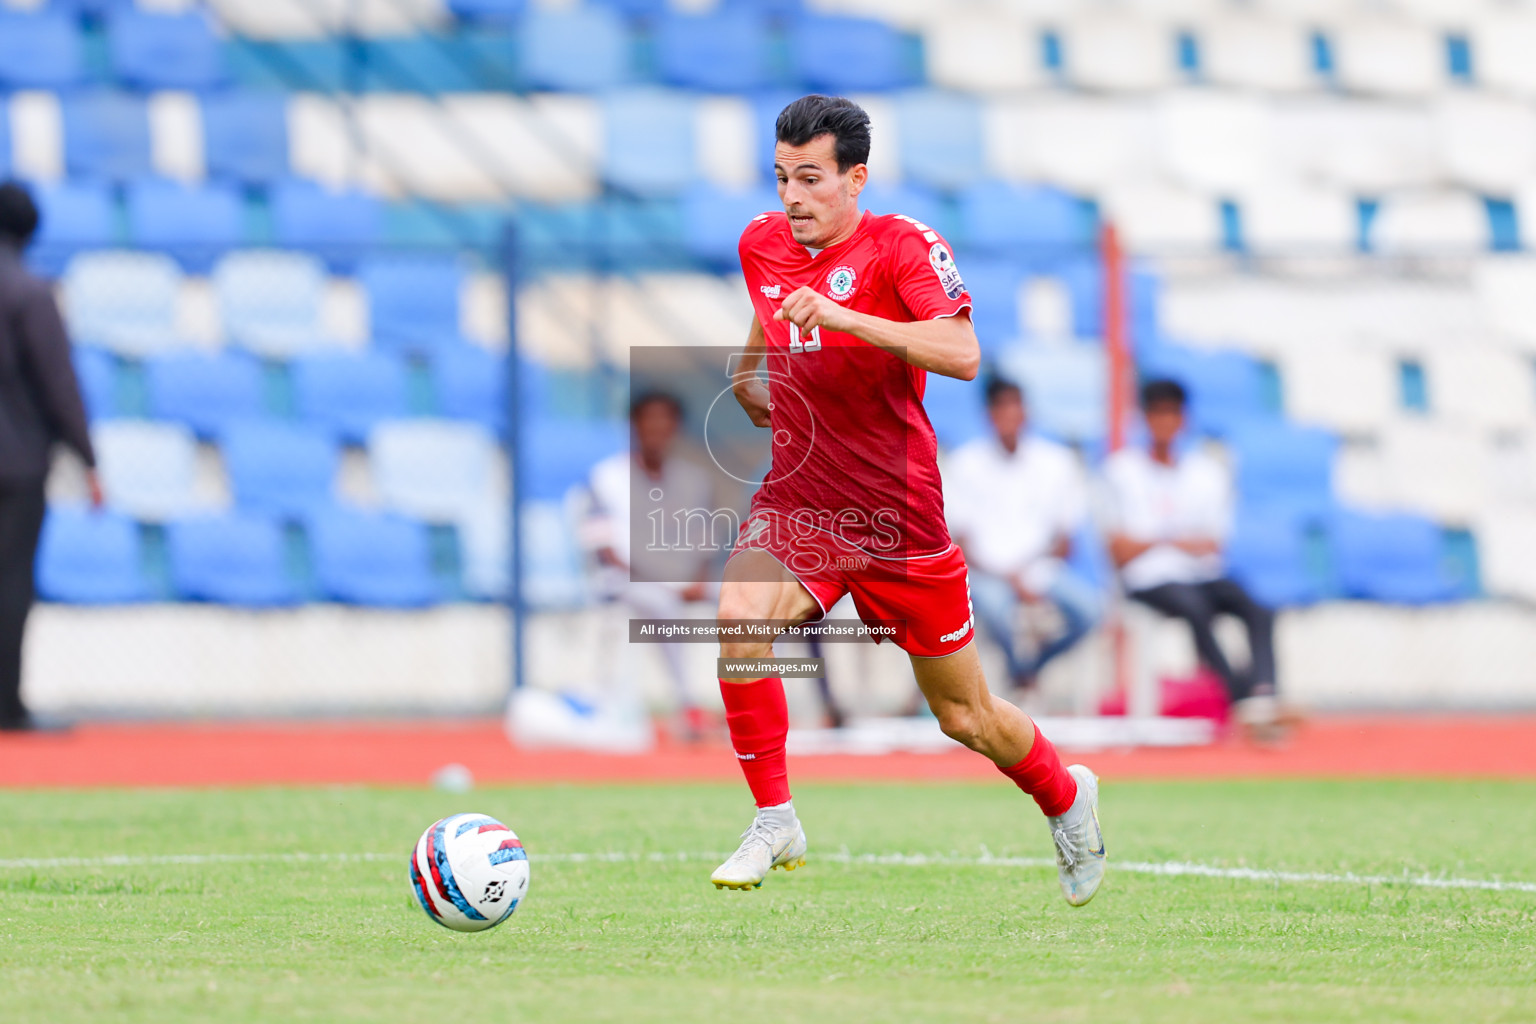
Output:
(933, 702), (984, 749)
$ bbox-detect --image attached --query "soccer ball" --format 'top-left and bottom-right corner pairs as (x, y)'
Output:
(409, 812), (530, 932)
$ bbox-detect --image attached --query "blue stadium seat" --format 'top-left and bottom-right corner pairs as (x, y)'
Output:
(73, 348), (117, 421)
(167, 514), (299, 607)
(0, 105), (9, 177)
(201, 92), (290, 185)
(292, 352), (410, 442)
(1139, 345), (1272, 438)
(524, 418), (626, 501)
(519, 8), (631, 91)
(63, 92), (153, 182)
(214, 250), (329, 358)
(60, 252), (183, 357)
(603, 90), (697, 196)
(371, 419), (497, 522)
(1226, 512), (1320, 607)
(35, 508), (145, 605)
(144, 351), (264, 438)
(995, 345), (1106, 444)
(446, 0), (526, 23)
(307, 505), (438, 607)
(921, 372), (988, 448)
(358, 254), (464, 356)
(125, 179), (244, 273)
(959, 182), (1095, 257)
(457, 499), (511, 602)
(788, 15), (911, 92)
(1331, 510), (1456, 605)
(28, 182), (116, 279)
(1227, 422), (1337, 520)
(896, 91), (986, 191)
(434, 344), (507, 433)
(0, 12), (82, 89)
(221, 420), (338, 518)
(654, 10), (770, 92)
(591, 0), (669, 20)
(682, 185), (782, 267)
(269, 180), (383, 273)
(109, 10), (224, 91)
(858, 183), (949, 237)
(520, 499), (590, 608)
(956, 257), (1025, 351)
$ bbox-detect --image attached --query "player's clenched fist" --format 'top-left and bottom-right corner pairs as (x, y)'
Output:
(773, 286), (855, 335)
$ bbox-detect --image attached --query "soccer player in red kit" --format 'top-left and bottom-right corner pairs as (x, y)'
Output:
(709, 95), (1107, 907)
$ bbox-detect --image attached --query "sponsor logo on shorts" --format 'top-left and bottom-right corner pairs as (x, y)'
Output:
(939, 617), (973, 644)
(826, 265), (857, 301)
(930, 243), (965, 300)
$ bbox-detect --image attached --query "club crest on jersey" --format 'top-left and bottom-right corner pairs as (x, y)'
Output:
(826, 265), (857, 301)
(929, 243), (965, 300)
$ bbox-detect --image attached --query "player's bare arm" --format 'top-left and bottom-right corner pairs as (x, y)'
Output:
(773, 287), (981, 381)
(730, 316), (771, 427)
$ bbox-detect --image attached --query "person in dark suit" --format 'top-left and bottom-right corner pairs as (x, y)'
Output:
(0, 182), (102, 731)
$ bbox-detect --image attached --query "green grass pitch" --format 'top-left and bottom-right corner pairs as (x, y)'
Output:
(1, 780), (1533, 1023)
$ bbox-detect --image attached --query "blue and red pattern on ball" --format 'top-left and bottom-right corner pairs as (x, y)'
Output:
(489, 837), (527, 866)
(426, 816), (488, 922)
(409, 853), (443, 921)
(453, 815), (508, 838)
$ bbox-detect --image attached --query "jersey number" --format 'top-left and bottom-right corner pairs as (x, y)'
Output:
(788, 323), (821, 354)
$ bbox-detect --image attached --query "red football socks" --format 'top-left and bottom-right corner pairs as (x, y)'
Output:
(998, 721), (1079, 817)
(719, 677), (791, 808)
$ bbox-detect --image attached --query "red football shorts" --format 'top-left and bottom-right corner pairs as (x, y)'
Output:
(727, 511), (975, 659)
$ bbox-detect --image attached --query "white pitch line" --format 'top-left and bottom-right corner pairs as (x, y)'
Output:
(0, 850), (1532, 895)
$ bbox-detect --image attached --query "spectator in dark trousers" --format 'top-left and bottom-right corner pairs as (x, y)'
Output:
(0, 182), (102, 731)
(1102, 379), (1287, 738)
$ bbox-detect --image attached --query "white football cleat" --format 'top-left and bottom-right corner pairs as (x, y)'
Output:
(1048, 764), (1106, 907)
(711, 812), (807, 891)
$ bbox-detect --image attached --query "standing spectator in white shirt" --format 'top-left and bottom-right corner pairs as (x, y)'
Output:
(1102, 379), (1282, 733)
(945, 378), (1101, 697)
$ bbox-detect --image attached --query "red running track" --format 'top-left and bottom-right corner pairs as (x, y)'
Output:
(0, 716), (1533, 787)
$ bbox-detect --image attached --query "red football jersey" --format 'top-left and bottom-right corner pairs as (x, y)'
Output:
(738, 208), (972, 558)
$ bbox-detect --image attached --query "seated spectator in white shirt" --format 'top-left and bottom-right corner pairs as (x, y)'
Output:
(1102, 378), (1282, 733)
(945, 378), (1101, 696)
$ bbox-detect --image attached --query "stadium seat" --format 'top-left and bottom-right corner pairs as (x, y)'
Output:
(1140, 345), (1272, 438)
(1474, 257), (1536, 352)
(1333, 19), (1446, 97)
(62, 92), (153, 182)
(125, 179), (244, 273)
(93, 419), (201, 521)
(269, 179), (383, 273)
(924, 13), (1045, 92)
(921, 371), (988, 448)
(518, 499), (591, 609)
(221, 420), (339, 518)
(73, 348), (117, 422)
(994, 345), (1106, 444)
(984, 97), (1158, 195)
(35, 508), (145, 605)
(955, 257), (1024, 349)
(358, 254), (464, 356)
(1059, 15), (1179, 92)
(1471, 10), (1536, 98)
(292, 352), (410, 443)
(434, 344), (507, 433)
(1369, 190), (1488, 254)
(145, 352), (264, 439)
(518, 7), (632, 92)
(958, 182), (1094, 259)
(1377, 419), (1492, 524)
(60, 252), (184, 357)
(1332, 510), (1456, 604)
(857, 184), (948, 237)
(1274, 100), (1436, 193)
(1155, 92), (1272, 195)
(446, 0), (526, 24)
(1433, 94), (1536, 194)
(201, 92), (290, 185)
(166, 514), (300, 607)
(603, 90), (697, 197)
(787, 15), (911, 93)
(1277, 345), (1396, 435)
(1202, 15), (1316, 93)
(109, 10), (224, 91)
(524, 418), (626, 501)
(896, 91), (985, 191)
(371, 419), (498, 522)
(27, 182), (116, 279)
(1100, 181), (1222, 253)
(1475, 507), (1536, 603)
(1226, 512), (1321, 608)
(682, 185), (782, 268)
(1227, 422), (1337, 521)
(456, 499), (510, 602)
(307, 505), (439, 607)
(214, 250), (331, 358)
(1425, 345), (1535, 432)
(654, 10), (770, 92)
(1241, 183), (1358, 254)
(0, 11), (82, 89)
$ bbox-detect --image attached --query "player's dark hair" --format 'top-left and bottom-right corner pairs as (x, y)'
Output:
(984, 376), (1023, 408)
(775, 95), (872, 174)
(0, 181), (40, 247)
(630, 390), (684, 423)
(1140, 378), (1188, 410)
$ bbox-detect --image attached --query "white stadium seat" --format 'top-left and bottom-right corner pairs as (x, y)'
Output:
(1377, 418), (1493, 523)
(1060, 15), (1180, 93)
(461, 272), (510, 349)
(1332, 19), (1447, 98)
(1471, 11), (1536, 98)
(516, 275), (601, 370)
(1202, 16), (1318, 93)
(287, 95), (357, 189)
(61, 252), (187, 357)
(984, 96), (1156, 192)
(1099, 180), (1221, 252)
(636, 273), (755, 348)
(93, 420), (203, 521)
(694, 97), (758, 191)
(1279, 345), (1397, 435)
(1491, 431), (1536, 507)
(1155, 91), (1274, 194)
(1273, 100), (1436, 192)
(1240, 182), (1357, 253)
(371, 419), (499, 523)
(1433, 94), (1536, 194)
(1371, 190), (1488, 255)
(147, 91), (204, 183)
(210, 0), (448, 40)
(8, 90), (63, 183)
(214, 250), (335, 358)
(1474, 257), (1536, 352)
(1477, 508), (1536, 602)
(925, 13), (1048, 92)
(1425, 344), (1536, 432)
